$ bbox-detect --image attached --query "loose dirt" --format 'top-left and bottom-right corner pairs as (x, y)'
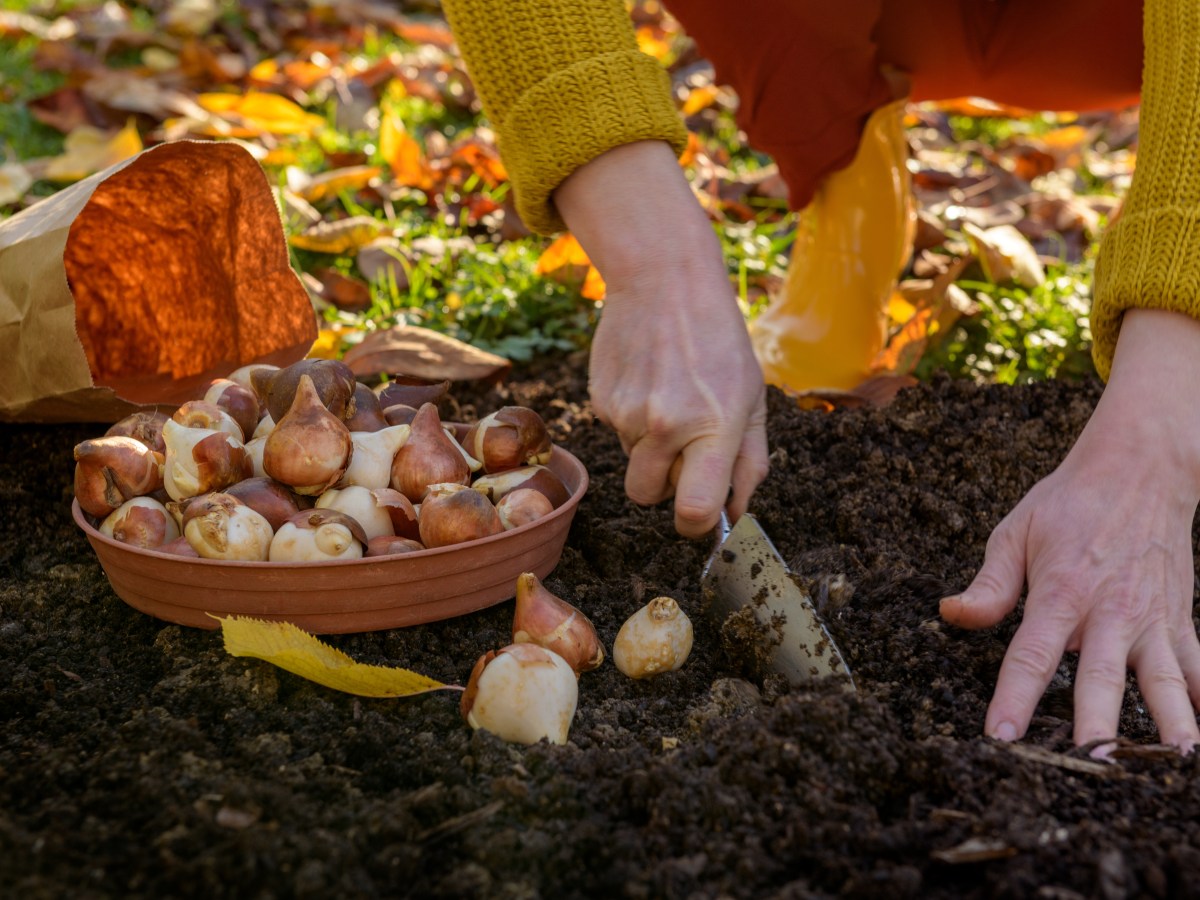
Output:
(4, 360), (1199, 899)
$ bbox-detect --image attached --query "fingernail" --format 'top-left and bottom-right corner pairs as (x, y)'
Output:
(1088, 741), (1117, 761)
(990, 721), (1017, 742)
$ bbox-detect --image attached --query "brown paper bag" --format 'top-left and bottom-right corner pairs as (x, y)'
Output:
(0, 140), (317, 423)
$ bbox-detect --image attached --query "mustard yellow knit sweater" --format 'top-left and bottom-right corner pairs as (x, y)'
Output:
(441, 0), (1198, 380)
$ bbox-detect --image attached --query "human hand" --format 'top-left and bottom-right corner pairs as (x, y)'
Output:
(555, 141), (769, 538)
(941, 309), (1200, 752)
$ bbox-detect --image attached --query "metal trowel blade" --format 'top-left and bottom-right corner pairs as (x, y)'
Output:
(701, 512), (854, 690)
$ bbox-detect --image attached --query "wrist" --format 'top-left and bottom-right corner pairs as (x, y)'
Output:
(1100, 309), (1200, 487)
(554, 141), (724, 292)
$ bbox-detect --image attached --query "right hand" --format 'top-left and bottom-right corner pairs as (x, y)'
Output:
(555, 141), (769, 538)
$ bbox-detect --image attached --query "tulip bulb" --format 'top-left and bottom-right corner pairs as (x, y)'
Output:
(382, 404), (418, 427)
(227, 363), (278, 412)
(372, 487), (420, 541)
(263, 373), (353, 495)
(269, 509), (366, 562)
(390, 403), (471, 502)
(374, 375), (449, 410)
(244, 436), (267, 477)
(99, 497), (180, 548)
(252, 414), (275, 440)
(316, 485), (394, 540)
(472, 465), (570, 509)
(202, 379), (260, 441)
(339, 424), (410, 489)
(162, 418), (252, 501)
(158, 535), (201, 557)
(512, 573), (604, 674)
(173, 399), (245, 441)
(182, 493), (274, 560)
(74, 436), (165, 517)
(496, 488), (554, 530)
(418, 483), (503, 548)
(105, 411), (170, 454)
(613, 597), (694, 679)
(460, 643), (578, 745)
(365, 535), (426, 557)
(252, 359), (357, 423)
(462, 406), (553, 473)
(344, 382), (389, 432)
(224, 476), (306, 531)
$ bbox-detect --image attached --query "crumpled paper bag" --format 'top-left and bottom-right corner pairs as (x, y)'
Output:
(0, 140), (317, 422)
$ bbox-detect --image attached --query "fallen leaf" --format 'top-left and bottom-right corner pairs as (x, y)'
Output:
(0, 162), (33, 206)
(196, 90), (325, 137)
(314, 267), (372, 311)
(379, 108), (435, 189)
(43, 121), (144, 182)
(293, 165), (383, 204)
(217, 615), (456, 697)
(962, 223), (1045, 288)
(534, 233), (590, 275)
(341, 324), (511, 384)
(290, 215), (391, 254)
(356, 237), (411, 288)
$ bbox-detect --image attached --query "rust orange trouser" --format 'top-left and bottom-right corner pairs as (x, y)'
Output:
(664, 0), (1144, 390)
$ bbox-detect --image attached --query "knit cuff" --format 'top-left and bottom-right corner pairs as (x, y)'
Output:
(498, 49), (689, 235)
(1092, 206), (1200, 380)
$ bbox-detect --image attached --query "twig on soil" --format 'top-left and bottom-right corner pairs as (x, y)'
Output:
(999, 742), (1125, 778)
(417, 800), (505, 844)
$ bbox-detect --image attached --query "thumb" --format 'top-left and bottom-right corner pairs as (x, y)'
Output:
(941, 515), (1028, 629)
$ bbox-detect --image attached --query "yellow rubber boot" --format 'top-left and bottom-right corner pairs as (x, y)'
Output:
(750, 99), (915, 393)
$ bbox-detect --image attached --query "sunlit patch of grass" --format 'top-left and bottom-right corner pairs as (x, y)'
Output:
(916, 260), (1096, 384)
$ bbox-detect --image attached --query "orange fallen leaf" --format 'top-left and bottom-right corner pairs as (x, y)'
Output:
(682, 84), (719, 117)
(535, 233), (591, 275)
(582, 266), (607, 302)
(379, 108), (435, 190)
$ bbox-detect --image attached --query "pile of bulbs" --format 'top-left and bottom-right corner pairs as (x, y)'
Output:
(72, 359), (572, 562)
(463, 572), (695, 745)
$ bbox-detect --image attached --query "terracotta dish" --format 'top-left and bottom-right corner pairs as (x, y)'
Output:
(73, 447), (588, 633)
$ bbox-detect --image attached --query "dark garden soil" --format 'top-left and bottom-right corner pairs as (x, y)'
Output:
(4, 359), (1200, 900)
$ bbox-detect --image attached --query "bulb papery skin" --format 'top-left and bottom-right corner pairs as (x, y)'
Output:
(463, 406), (553, 474)
(418, 485), (503, 548)
(182, 493), (273, 560)
(372, 488), (420, 541)
(365, 535), (425, 557)
(316, 485), (394, 540)
(173, 399), (245, 441)
(202, 379), (260, 441)
(104, 411), (170, 454)
(262, 373), (353, 495)
(472, 465), (569, 509)
(339, 424), (410, 489)
(245, 437), (267, 478)
(162, 418), (251, 502)
(269, 509), (366, 561)
(496, 488), (554, 530)
(99, 497), (180, 548)
(613, 597), (694, 679)
(460, 643), (578, 746)
(73, 435), (166, 518)
(512, 572), (604, 674)
(443, 426), (483, 473)
(390, 403), (471, 502)
(374, 376), (449, 410)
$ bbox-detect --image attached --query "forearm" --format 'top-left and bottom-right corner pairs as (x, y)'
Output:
(440, 0), (687, 234)
(1091, 0), (1200, 378)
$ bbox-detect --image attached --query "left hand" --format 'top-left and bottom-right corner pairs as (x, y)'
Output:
(940, 309), (1200, 752)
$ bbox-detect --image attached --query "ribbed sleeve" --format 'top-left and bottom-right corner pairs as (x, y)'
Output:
(1092, 0), (1200, 380)
(441, 0), (689, 235)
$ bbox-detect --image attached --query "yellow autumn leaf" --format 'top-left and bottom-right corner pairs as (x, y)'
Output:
(681, 84), (719, 117)
(216, 616), (457, 698)
(295, 165), (383, 204)
(307, 328), (348, 359)
(43, 121), (143, 182)
(582, 266), (607, 302)
(197, 90), (325, 136)
(290, 215), (390, 254)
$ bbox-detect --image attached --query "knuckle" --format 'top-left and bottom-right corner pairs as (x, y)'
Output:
(1076, 658), (1130, 693)
(1005, 639), (1063, 683)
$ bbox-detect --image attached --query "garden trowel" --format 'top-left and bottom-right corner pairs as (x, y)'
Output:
(701, 511), (855, 691)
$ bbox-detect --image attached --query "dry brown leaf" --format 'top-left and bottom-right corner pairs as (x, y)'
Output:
(313, 268), (372, 312)
(356, 237), (411, 288)
(341, 324), (511, 384)
(289, 216), (391, 254)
